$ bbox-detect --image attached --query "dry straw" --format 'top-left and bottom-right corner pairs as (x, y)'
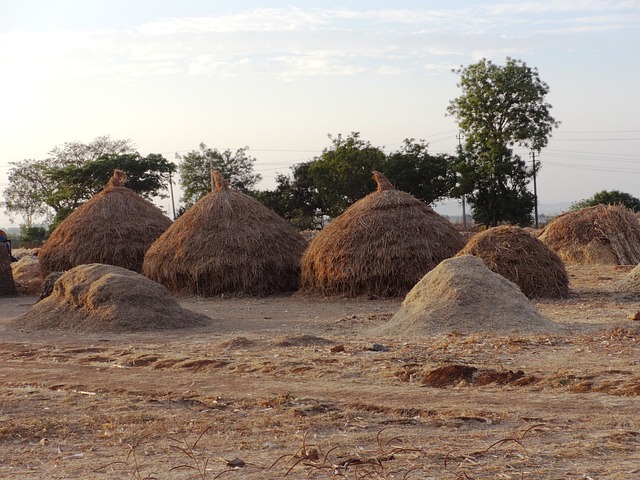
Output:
(457, 225), (569, 298)
(10, 256), (42, 295)
(143, 170), (307, 296)
(38, 169), (172, 276)
(539, 204), (640, 265)
(299, 171), (466, 297)
(11, 263), (210, 333)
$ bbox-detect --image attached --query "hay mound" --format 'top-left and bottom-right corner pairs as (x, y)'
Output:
(11, 256), (42, 295)
(375, 255), (555, 335)
(299, 171), (466, 297)
(0, 246), (17, 296)
(143, 171), (307, 296)
(457, 225), (569, 298)
(11, 263), (210, 333)
(539, 205), (640, 265)
(38, 170), (172, 276)
(613, 264), (640, 293)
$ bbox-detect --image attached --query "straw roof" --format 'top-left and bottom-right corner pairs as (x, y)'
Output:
(0, 246), (17, 296)
(457, 225), (569, 298)
(374, 255), (556, 336)
(142, 170), (307, 296)
(11, 263), (210, 333)
(38, 170), (172, 276)
(539, 205), (640, 265)
(299, 171), (466, 297)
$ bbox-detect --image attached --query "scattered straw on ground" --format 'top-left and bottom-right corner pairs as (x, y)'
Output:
(374, 255), (557, 336)
(11, 263), (211, 333)
(10, 256), (42, 295)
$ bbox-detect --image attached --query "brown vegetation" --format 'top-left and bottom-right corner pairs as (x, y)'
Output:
(0, 246), (17, 296)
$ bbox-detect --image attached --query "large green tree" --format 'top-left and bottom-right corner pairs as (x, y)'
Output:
(571, 190), (640, 212)
(447, 57), (559, 227)
(177, 143), (262, 208)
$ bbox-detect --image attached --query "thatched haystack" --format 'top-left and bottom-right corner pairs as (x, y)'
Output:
(374, 255), (555, 336)
(11, 256), (42, 295)
(143, 171), (307, 296)
(38, 170), (172, 276)
(539, 205), (640, 265)
(299, 171), (466, 297)
(0, 246), (17, 296)
(11, 263), (210, 333)
(457, 225), (569, 298)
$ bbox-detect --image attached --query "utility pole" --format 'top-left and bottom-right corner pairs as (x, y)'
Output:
(456, 131), (467, 229)
(168, 169), (176, 220)
(530, 151), (539, 229)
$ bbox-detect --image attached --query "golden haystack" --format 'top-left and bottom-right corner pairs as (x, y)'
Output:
(11, 256), (42, 295)
(539, 205), (640, 265)
(142, 171), (307, 296)
(374, 255), (555, 336)
(457, 225), (569, 298)
(0, 246), (17, 296)
(38, 170), (172, 276)
(299, 171), (466, 297)
(11, 263), (210, 333)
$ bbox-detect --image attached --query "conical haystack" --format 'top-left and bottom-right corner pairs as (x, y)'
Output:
(38, 170), (172, 276)
(0, 246), (17, 296)
(375, 255), (555, 336)
(11, 263), (210, 333)
(539, 205), (640, 265)
(143, 171), (307, 296)
(457, 225), (569, 298)
(299, 171), (465, 297)
(613, 264), (640, 293)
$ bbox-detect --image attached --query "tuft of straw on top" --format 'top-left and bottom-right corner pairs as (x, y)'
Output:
(212, 170), (229, 192)
(373, 171), (396, 192)
(107, 169), (127, 188)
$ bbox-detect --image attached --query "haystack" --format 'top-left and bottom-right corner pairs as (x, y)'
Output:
(457, 225), (569, 298)
(299, 171), (466, 297)
(142, 171), (307, 296)
(0, 246), (17, 296)
(11, 256), (42, 295)
(374, 255), (555, 336)
(613, 264), (640, 293)
(38, 170), (172, 276)
(11, 263), (210, 333)
(539, 205), (640, 265)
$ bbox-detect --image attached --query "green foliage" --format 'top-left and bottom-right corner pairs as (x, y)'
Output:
(177, 143), (262, 208)
(19, 225), (48, 245)
(448, 57), (559, 227)
(571, 190), (640, 212)
(2, 159), (51, 227)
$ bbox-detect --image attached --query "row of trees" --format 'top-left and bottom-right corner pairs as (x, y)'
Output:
(11, 57), (631, 235)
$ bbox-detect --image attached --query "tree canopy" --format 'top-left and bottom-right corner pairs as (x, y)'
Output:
(571, 190), (640, 212)
(448, 57), (559, 227)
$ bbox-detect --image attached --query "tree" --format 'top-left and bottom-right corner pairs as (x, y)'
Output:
(177, 143), (262, 208)
(19, 224), (48, 246)
(571, 190), (640, 212)
(447, 57), (559, 227)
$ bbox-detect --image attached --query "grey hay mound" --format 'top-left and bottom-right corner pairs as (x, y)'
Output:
(11, 263), (210, 333)
(613, 263), (640, 293)
(375, 255), (556, 336)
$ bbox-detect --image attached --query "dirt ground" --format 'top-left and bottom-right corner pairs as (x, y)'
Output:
(1, 264), (639, 479)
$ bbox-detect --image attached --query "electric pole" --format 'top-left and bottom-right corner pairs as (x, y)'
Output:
(530, 151), (539, 229)
(457, 131), (466, 229)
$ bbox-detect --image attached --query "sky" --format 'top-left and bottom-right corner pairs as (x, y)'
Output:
(1, 0), (639, 226)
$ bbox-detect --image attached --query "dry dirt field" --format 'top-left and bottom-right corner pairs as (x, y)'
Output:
(1, 265), (639, 479)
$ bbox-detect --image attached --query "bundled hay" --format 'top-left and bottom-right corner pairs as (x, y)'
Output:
(375, 255), (555, 336)
(539, 205), (640, 265)
(613, 264), (640, 293)
(299, 171), (465, 297)
(143, 171), (307, 296)
(38, 170), (172, 276)
(0, 246), (17, 296)
(457, 225), (569, 298)
(11, 263), (210, 333)
(11, 256), (42, 295)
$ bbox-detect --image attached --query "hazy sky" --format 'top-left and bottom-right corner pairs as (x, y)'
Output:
(1, 0), (639, 226)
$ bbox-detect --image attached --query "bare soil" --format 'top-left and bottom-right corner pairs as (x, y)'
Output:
(1, 265), (639, 479)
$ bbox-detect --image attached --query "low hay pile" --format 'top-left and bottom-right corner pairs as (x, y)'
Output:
(38, 170), (172, 276)
(11, 264), (210, 333)
(11, 256), (42, 295)
(143, 171), (307, 296)
(299, 171), (466, 297)
(613, 264), (640, 293)
(539, 205), (640, 265)
(0, 246), (17, 296)
(374, 255), (556, 336)
(457, 225), (569, 298)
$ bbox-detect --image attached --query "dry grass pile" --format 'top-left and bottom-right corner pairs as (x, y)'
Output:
(143, 171), (307, 296)
(38, 170), (172, 277)
(457, 225), (569, 298)
(11, 263), (210, 333)
(11, 256), (42, 295)
(374, 255), (556, 336)
(539, 205), (640, 265)
(0, 246), (17, 296)
(613, 263), (640, 293)
(299, 171), (466, 297)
